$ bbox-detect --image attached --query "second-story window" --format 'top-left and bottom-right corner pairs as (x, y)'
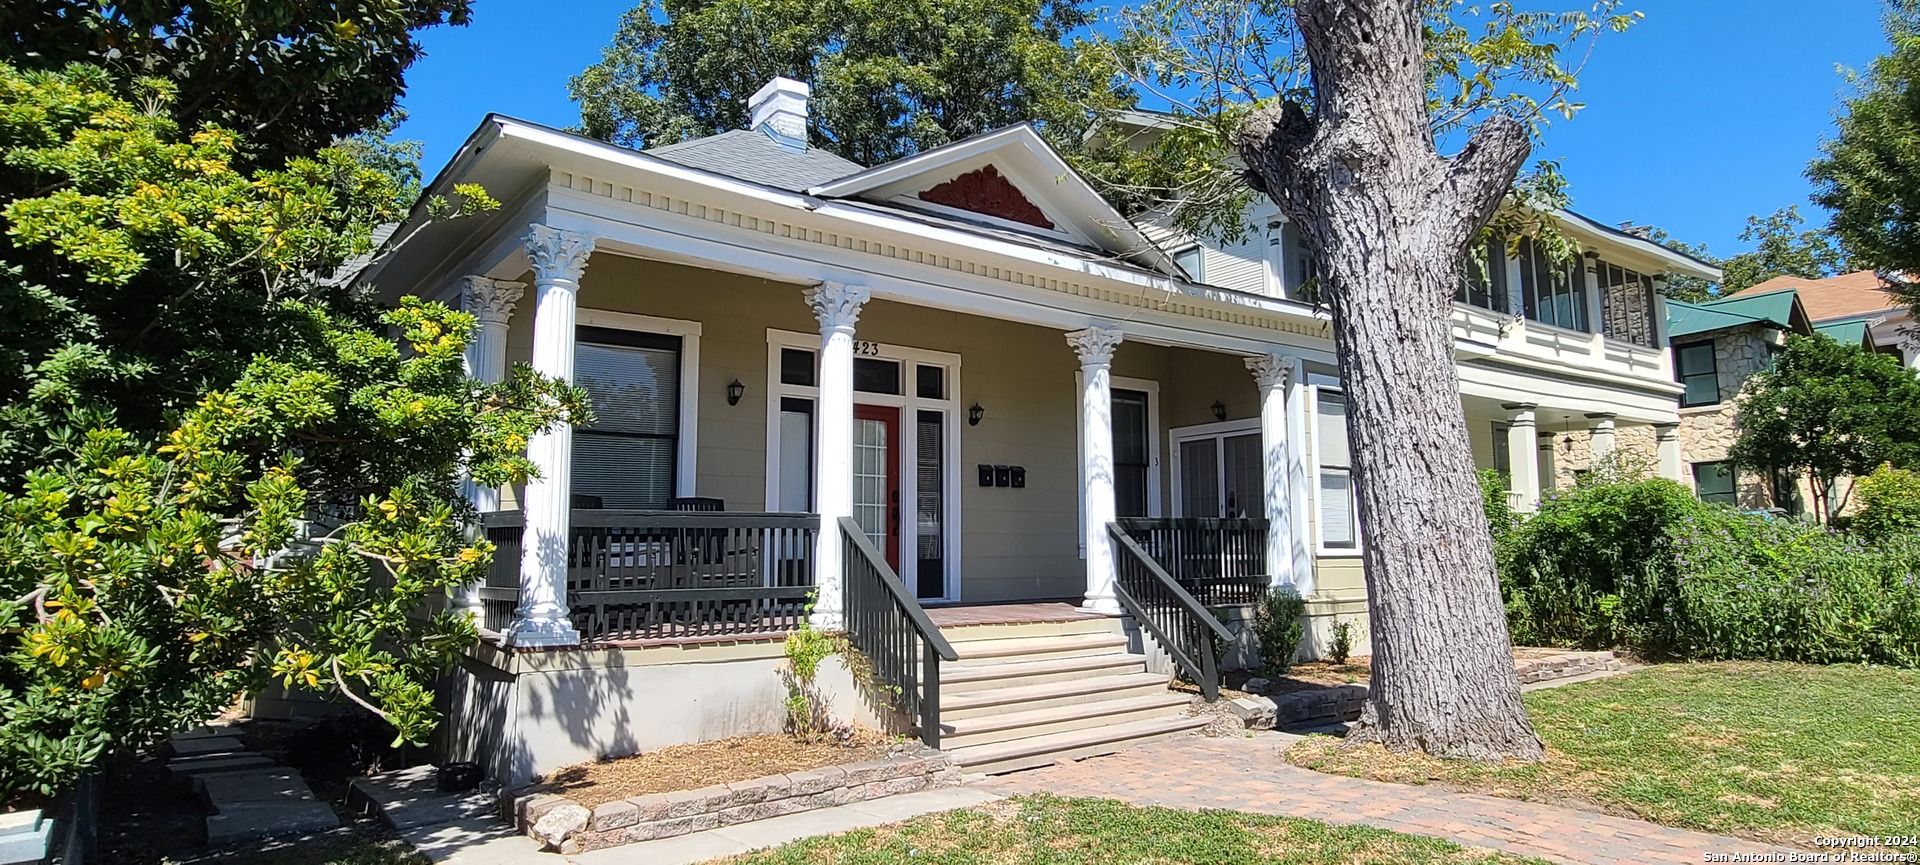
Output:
(1598, 260), (1659, 348)
(1457, 236), (1510, 313)
(1173, 245), (1205, 284)
(1517, 238), (1589, 332)
(1267, 221), (1316, 300)
(1675, 340), (1720, 407)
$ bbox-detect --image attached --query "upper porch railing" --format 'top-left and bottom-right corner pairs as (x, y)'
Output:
(1114, 517), (1270, 606)
(481, 509), (818, 642)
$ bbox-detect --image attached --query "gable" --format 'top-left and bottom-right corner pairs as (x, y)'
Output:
(917, 165), (1054, 229)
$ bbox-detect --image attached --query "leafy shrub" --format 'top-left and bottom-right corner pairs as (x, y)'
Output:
(1500, 462), (1920, 667)
(1328, 620), (1357, 665)
(1853, 464), (1920, 543)
(1253, 586), (1307, 675)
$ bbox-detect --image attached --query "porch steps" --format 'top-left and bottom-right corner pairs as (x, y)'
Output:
(930, 619), (1201, 775)
(944, 715), (1209, 776)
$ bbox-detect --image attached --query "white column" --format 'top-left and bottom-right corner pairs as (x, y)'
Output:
(806, 282), (870, 629)
(457, 276), (523, 621)
(1503, 403), (1541, 512)
(1069, 327), (1125, 616)
(1538, 431), (1558, 495)
(1247, 354), (1294, 590)
(1587, 412), (1618, 462)
(1583, 256), (1604, 335)
(506, 226), (595, 648)
(1283, 362), (1314, 595)
(1655, 423), (1683, 481)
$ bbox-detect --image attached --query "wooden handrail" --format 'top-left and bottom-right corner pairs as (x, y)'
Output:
(1110, 526), (1234, 645)
(481, 509), (819, 530)
(1108, 522), (1234, 701)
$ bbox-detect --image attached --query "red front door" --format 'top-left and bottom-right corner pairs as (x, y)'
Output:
(853, 404), (901, 570)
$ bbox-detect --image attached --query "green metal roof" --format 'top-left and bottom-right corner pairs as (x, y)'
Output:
(1814, 318), (1873, 346)
(1665, 289), (1811, 339)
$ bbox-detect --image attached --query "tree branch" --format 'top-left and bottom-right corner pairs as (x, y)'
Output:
(330, 657), (396, 724)
(1436, 113), (1533, 252)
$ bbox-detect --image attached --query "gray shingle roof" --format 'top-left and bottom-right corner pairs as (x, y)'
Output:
(646, 129), (863, 192)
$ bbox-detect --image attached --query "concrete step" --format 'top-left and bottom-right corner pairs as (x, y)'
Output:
(940, 693), (1192, 749)
(945, 715), (1209, 775)
(949, 633), (1130, 665)
(941, 653), (1145, 693)
(934, 617), (1121, 644)
(940, 672), (1172, 720)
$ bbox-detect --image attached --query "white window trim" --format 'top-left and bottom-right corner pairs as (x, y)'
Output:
(1076, 374), (1162, 557)
(1167, 419), (1260, 518)
(1309, 382), (1364, 557)
(577, 308), (702, 499)
(1172, 244), (1205, 284)
(764, 328), (965, 603)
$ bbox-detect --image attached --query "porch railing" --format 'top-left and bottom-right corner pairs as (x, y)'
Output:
(1115, 517), (1271, 606)
(482, 510), (819, 642)
(840, 517), (957, 749)
(1108, 523), (1235, 701)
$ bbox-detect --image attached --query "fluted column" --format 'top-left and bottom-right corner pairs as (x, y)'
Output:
(1503, 403), (1540, 512)
(807, 281), (870, 629)
(506, 226), (595, 648)
(458, 276), (523, 621)
(1655, 423), (1683, 481)
(1246, 354), (1296, 591)
(1069, 327), (1125, 615)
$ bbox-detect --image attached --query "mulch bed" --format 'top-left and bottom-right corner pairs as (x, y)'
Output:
(526, 730), (904, 808)
(1175, 657), (1372, 702)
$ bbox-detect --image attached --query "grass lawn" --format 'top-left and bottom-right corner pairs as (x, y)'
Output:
(1288, 661), (1920, 849)
(719, 794), (1545, 864)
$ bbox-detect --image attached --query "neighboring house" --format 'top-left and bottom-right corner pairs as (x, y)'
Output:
(1729, 270), (1913, 367)
(359, 80), (1719, 786)
(1661, 290), (1822, 510)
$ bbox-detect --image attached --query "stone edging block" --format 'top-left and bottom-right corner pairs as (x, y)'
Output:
(1235, 650), (1623, 731)
(505, 747), (959, 854)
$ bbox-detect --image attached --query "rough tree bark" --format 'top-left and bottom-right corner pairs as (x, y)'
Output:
(1235, 0), (1545, 760)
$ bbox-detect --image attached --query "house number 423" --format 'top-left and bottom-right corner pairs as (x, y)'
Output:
(854, 340), (883, 357)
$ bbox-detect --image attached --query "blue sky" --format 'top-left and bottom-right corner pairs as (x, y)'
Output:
(395, 0), (1888, 259)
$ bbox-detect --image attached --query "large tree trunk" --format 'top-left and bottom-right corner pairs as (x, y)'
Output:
(1236, 0), (1544, 760)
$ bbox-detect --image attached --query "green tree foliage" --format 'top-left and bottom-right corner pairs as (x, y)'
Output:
(1729, 335), (1920, 522)
(1809, 2), (1920, 302)
(1853, 464), (1920, 542)
(1638, 226), (1721, 302)
(1080, 1), (1639, 242)
(0, 0), (473, 168)
(1717, 207), (1855, 294)
(0, 64), (587, 801)
(569, 0), (1114, 167)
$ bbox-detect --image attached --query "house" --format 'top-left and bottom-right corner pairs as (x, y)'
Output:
(1662, 289), (1822, 509)
(1728, 270), (1913, 367)
(359, 79), (1720, 786)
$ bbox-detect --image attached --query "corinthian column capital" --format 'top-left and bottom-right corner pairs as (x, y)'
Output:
(805, 281), (871, 333)
(1245, 353), (1295, 391)
(1066, 326), (1124, 367)
(523, 225), (595, 284)
(460, 276), (525, 326)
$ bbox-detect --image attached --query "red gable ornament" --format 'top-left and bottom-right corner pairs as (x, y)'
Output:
(917, 166), (1054, 229)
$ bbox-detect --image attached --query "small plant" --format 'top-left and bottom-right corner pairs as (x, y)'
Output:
(780, 620), (836, 743)
(1853, 464), (1920, 543)
(1253, 586), (1308, 676)
(1329, 619), (1358, 665)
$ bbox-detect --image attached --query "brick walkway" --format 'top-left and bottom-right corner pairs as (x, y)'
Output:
(981, 735), (1807, 865)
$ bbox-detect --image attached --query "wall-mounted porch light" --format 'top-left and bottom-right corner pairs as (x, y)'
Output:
(968, 403), (985, 426)
(726, 378), (745, 406)
(1211, 401), (1228, 422)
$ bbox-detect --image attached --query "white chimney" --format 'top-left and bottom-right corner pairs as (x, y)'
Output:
(749, 77), (809, 151)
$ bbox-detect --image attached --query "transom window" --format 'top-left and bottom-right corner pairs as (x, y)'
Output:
(1675, 341), (1720, 407)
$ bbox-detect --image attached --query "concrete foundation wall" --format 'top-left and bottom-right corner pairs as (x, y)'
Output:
(438, 640), (901, 790)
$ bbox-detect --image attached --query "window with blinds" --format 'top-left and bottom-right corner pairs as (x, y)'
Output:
(571, 326), (681, 509)
(1316, 389), (1357, 549)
